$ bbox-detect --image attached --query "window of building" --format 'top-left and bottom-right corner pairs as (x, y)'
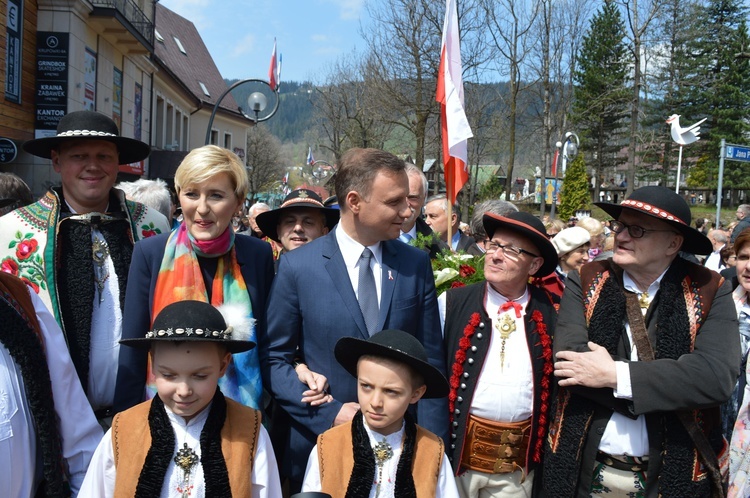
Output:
(155, 96), (165, 149)
(174, 36), (186, 54)
(199, 82), (210, 97)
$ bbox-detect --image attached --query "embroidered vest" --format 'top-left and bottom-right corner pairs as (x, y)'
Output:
(111, 397), (260, 497)
(545, 258), (725, 497)
(317, 421), (444, 498)
(0, 187), (169, 391)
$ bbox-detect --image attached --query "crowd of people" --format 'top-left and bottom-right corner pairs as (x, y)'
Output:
(1, 110), (750, 498)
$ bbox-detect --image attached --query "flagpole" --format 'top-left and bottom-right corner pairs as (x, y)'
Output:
(447, 191), (454, 251)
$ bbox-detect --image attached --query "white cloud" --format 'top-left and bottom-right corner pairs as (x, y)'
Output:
(160, 0), (214, 30)
(311, 34), (328, 42)
(231, 33), (256, 57)
(323, 0), (364, 20)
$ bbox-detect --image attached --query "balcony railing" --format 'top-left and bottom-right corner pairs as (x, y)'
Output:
(90, 0), (154, 47)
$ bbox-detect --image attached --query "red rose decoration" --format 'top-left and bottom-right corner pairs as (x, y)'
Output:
(451, 281), (465, 288)
(459, 264), (476, 277)
(1, 258), (19, 275)
(142, 229), (156, 238)
(15, 239), (38, 261)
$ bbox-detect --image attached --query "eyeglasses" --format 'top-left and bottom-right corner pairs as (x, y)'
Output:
(609, 220), (678, 239)
(483, 240), (539, 259)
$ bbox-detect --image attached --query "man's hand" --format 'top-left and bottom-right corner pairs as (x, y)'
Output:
(554, 341), (617, 389)
(333, 402), (360, 426)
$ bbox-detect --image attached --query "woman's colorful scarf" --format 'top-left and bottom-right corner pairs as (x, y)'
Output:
(148, 223), (262, 409)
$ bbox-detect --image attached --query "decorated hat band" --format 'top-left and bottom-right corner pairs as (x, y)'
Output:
(619, 199), (687, 225)
(145, 325), (235, 340)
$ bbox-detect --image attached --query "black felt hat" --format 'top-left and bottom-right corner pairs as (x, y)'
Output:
(255, 188), (339, 242)
(23, 110), (151, 164)
(120, 300), (255, 353)
(594, 186), (711, 255)
(334, 329), (449, 399)
(482, 211), (558, 277)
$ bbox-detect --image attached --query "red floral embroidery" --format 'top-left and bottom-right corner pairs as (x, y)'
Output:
(459, 264), (476, 278)
(532, 309), (553, 464)
(448, 312), (481, 419)
(21, 277), (39, 294)
(140, 221), (162, 238)
(15, 239), (38, 260)
(1, 257), (18, 275)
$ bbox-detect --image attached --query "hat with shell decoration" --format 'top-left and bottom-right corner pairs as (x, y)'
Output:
(119, 300), (255, 353)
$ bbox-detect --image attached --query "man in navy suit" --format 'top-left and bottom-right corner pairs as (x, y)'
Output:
(258, 148), (448, 491)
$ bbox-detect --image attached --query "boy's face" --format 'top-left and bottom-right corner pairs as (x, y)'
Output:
(356, 357), (426, 436)
(151, 342), (231, 422)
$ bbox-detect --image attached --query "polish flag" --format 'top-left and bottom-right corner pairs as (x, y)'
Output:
(268, 39), (279, 91)
(306, 146), (315, 166)
(436, 0), (473, 205)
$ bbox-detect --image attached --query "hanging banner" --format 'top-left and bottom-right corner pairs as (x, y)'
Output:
(5, 0), (23, 103)
(134, 82), (142, 140)
(112, 67), (122, 129)
(34, 32), (69, 135)
(83, 47), (97, 111)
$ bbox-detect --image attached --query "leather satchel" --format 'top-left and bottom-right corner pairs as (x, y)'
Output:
(624, 290), (726, 498)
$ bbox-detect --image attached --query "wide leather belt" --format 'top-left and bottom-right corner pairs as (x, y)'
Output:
(596, 451), (649, 473)
(460, 413), (531, 474)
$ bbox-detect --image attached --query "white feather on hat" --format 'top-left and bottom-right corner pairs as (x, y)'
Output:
(215, 303), (255, 342)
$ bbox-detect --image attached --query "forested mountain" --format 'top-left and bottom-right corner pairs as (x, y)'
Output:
(227, 80), (316, 143)
(227, 78), (536, 148)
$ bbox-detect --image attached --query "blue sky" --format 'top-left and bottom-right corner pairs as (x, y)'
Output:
(159, 0), (370, 83)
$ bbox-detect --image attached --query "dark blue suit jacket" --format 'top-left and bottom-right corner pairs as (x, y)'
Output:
(114, 232), (275, 412)
(258, 229), (448, 481)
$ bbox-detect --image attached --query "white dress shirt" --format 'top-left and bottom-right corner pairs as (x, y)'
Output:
(0, 288), (103, 497)
(78, 402), (281, 497)
(302, 418), (459, 498)
(438, 284), (534, 422)
(704, 245), (725, 272)
(598, 270), (667, 457)
(65, 201), (122, 410)
(336, 224), (383, 303)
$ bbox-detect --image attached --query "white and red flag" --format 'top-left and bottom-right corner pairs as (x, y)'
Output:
(268, 39), (279, 91)
(436, 0), (473, 205)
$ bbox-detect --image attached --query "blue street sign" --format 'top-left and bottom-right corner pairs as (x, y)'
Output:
(725, 144), (750, 162)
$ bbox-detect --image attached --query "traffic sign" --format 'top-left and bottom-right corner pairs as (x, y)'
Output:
(725, 144), (750, 162)
(0, 138), (17, 163)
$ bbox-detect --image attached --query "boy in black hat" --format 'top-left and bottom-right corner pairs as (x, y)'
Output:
(79, 300), (281, 497)
(301, 329), (459, 498)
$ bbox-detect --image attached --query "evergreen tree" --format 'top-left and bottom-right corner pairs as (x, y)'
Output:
(643, 0), (704, 187)
(571, 1), (630, 192)
(682, 0), (750, 189)
(559, 153), (590, 221)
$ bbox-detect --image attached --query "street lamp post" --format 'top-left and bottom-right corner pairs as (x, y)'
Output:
(204, 78), (280, 145)
(550, 131), (580, 219)
(304, 159), (336, 186)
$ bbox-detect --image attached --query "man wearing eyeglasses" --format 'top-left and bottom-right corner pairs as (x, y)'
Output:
(545, 186), (739, 498)
(440, 211), (559, 497)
